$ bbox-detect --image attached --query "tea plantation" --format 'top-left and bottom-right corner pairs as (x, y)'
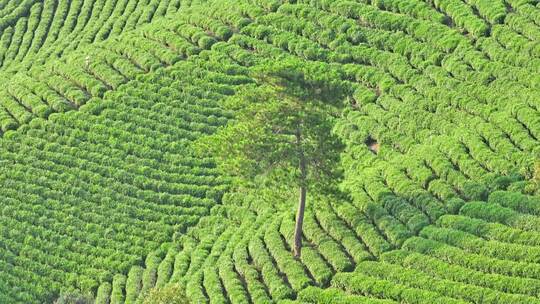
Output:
(0, 0), (539, 303)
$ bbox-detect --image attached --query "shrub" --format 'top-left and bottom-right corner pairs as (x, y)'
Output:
(533, 160), (540, 193)
(143, 284), (190, 304)
(54, 291), (94, 304)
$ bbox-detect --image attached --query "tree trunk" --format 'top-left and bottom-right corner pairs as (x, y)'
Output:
(293, 182), (307, 258)
(293, 129), (307, 258)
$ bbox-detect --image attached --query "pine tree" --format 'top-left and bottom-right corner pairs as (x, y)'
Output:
(196, 59), (347, 257)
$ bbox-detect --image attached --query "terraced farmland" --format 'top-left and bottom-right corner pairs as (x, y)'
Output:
(0, 0), (186, 71)
(0, 0), (539, 303)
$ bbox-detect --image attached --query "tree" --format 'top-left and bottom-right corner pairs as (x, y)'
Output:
(196, 59), (347, 257)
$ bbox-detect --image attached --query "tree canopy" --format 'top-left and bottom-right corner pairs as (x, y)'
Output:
(195, 59), (348, 191)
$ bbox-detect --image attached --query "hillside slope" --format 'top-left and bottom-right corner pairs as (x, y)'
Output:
(0, 9), (239, 301)
(0, 0), (187, 72)
(0, 0), (205, 133)
(0, 0), (538, 303)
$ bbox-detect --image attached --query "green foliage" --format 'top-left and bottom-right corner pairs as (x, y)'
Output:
(533, 160), (540, 193)
(54, 291), (94, 304)
(143, 284), (190, 304)
(0, 0), (539, 304)
(195, 58), (346, 192)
